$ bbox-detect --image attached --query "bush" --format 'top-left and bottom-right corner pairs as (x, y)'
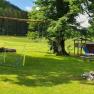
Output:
(27, 31), (39, 40)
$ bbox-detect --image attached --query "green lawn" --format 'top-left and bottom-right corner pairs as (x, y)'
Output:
(0, 36), (93, 94)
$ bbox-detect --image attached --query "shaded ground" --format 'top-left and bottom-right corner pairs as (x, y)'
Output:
(0, 53), (94, 87)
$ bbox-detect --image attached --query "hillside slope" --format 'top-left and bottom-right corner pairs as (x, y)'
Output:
(0, 0), (28, 35)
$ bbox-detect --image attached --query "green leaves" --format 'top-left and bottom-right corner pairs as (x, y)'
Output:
(29, 0), (94, 40)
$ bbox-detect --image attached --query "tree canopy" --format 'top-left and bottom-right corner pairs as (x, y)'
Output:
(28, 0), (94, 55)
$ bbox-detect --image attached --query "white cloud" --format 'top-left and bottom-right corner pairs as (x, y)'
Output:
(25, 6), (32, 11)
(75, 13), (91, 28)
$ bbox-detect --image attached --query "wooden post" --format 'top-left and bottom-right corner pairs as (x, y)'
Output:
(80, 39), (82, 55)
(85, 39), (87, 45)
(77, 40), (80, 56)
(74, 40), (75, 55)
(23, 54), (25, 66)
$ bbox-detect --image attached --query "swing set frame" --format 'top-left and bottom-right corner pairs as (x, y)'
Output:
(0, 16), (46, 67)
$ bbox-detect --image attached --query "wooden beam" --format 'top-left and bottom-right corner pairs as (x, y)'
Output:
(0, 16), (44, 22)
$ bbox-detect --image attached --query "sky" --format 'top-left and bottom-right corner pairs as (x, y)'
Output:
(6, 0), (34, 11)
(76, 13), (90, 28)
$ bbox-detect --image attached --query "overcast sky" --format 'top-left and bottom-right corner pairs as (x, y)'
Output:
(6, 0), (34, 11)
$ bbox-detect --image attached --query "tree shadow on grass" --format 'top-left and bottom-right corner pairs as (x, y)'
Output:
(0, 54), (94, 87)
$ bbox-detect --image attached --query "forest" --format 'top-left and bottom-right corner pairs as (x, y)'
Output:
(0, 0), (28, 35)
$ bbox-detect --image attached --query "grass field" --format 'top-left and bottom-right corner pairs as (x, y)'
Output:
(0, 36), (94, 94)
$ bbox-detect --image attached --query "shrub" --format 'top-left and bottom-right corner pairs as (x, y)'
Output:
(27, 31), (39, 40)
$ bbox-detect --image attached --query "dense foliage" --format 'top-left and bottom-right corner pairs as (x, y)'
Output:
(28, 0), (94, 55)
(28, 6), (48, 38)
(28, 0), (79, 55)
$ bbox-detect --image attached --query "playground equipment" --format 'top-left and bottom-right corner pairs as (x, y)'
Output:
(0, 41), (27, 67)
(74, 38), (94, 62)
(0, 47), (16, 52)
(74, 38), (91, 56)
(81, 45), (94, 62)
(0, 16), (46, 67)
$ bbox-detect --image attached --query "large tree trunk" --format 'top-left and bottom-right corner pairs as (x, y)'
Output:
(51, 37), (69, 56)
(56, 0), (69, 18)
(59, 37), (69, 55)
